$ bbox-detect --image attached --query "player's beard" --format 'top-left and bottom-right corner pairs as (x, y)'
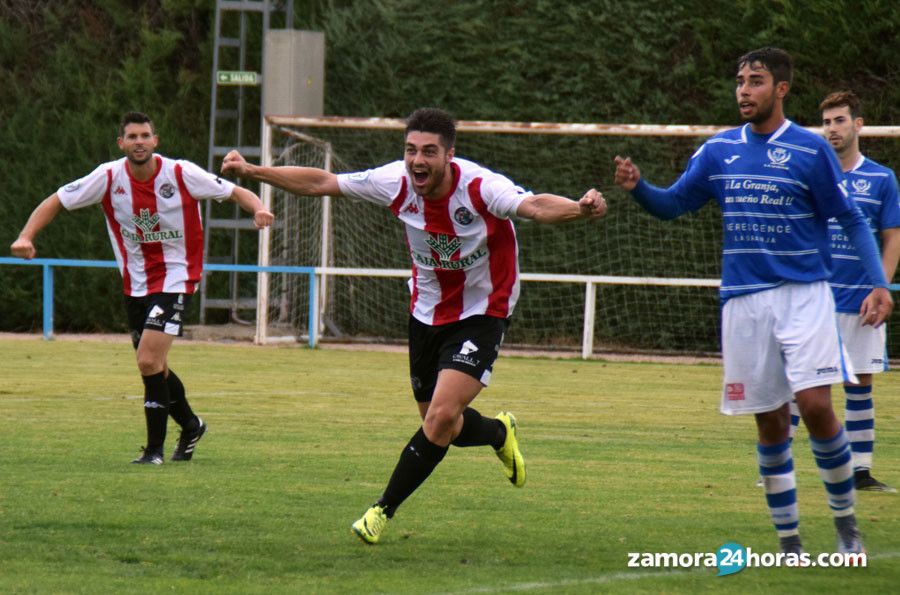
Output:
(742, 92), (776, 125)
(424, 166), (446, 197)
(829, 131), (855, 157)
(127, 147), (153, 166)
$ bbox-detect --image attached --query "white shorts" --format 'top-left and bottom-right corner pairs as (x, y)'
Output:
(837, 312), (888, 374)
(721, 282), (853, 416)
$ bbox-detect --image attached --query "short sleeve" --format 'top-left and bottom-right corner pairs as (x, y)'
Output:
(879, 171), (900, 230)
(178, 160), (235, 202)
(57, 163), (113, 210)
(477, 170), (532, 219)
(336, 161), (406, 207)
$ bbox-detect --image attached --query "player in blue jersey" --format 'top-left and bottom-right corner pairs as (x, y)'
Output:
(613, 47), (894, 555)
(821, 90), (900, 493)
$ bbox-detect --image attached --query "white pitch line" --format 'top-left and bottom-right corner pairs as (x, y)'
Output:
(438, 551), (900, 594)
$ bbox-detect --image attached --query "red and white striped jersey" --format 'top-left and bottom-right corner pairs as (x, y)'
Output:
(337, 158), (530, 325)
(57, 155), (234, 296)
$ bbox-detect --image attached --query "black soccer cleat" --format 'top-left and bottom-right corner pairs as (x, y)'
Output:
(855, 470), (897, 493)
(171, 418), (207, 461)
(132, 447), (164, 465)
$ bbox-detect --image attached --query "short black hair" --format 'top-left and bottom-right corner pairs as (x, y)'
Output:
(119, 111), (155, 136)
(736, 47), (793, 86)
(405, 108), (456, 150)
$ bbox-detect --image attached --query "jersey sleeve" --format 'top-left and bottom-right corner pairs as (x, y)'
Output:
(807, 138), (855, 219)
(56, 163), (113, 210)
(177, 160), (235, 202)
(477, 169), (532, 219)
(878, 170), (900, 230)
(632, 141), (715, 218)
(336, 161), (406, 207)
(667, 142), (718, 211)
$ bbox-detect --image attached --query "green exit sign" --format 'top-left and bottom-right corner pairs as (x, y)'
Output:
(216, 71), (259, 86)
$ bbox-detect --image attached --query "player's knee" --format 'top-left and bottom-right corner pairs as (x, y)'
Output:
(422, 405), (458, 442)
(799, 400), (835, 427)
(135, 353), (165, 376)
(756, 410), (790, 443)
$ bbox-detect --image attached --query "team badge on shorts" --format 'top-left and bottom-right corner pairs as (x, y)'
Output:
(726, 383), (745, 401)
(454, 207), (474, 225)
(159, 183), (175, 198)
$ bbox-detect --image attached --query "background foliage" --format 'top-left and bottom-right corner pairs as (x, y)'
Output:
(2, 0), (899, 345)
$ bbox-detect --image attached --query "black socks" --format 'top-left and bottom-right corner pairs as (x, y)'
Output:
(378, 428), (448, 517)
(451, 407), (505, 449)
(141, 372), (170, 450)
(166, 369), (199, 430)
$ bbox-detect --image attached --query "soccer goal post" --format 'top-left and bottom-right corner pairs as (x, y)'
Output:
(256, 115), (900, 357)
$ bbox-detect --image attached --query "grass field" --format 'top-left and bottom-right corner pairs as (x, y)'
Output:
(1, 337), (898, 594)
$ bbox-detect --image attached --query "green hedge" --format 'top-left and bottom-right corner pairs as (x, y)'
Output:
(2, 1), (899, 350)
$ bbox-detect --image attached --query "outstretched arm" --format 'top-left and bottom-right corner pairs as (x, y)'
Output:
(221, 150), (342, 197)
(10, 194), (64, 259)
(229, 186), (275, 229)
(516, 189), (607, 223)
(613, 156), (689, 220)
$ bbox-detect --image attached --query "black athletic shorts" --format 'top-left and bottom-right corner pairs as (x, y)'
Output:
(124, 293), (191, 349)
(408, 314), (509, 403)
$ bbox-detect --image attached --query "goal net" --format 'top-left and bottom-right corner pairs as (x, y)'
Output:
(256, 116), (900, 357)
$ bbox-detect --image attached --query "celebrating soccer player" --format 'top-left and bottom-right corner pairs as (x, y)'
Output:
(222, 107), (607, 544)
(820, 90), (900, 493)
(10, 111), (274, 465)
(613, 48), (893, 555)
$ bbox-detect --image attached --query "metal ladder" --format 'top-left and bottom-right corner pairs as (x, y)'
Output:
(201, 0), (294, 324)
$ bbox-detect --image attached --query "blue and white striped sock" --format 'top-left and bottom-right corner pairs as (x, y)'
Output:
(845, 385), (874, 471)
(758, 439), (799, 537)
(810, 428), (855, 517)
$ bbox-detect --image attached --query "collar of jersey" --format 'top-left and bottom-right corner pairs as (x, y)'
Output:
(125, 154), (162, 185)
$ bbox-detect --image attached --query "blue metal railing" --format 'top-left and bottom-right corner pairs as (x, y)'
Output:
(0, 257), (317, 345)
(2, 257), (898, 348)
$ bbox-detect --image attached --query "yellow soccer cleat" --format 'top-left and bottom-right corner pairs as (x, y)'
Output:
(494, 412), (526, 488)
(352, 504), (389, 545)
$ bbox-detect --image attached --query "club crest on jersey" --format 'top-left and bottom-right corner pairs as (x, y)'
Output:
(851, 179), (871, 195)
(765, 147), (791, 170)
(425, 233), (462, 260)
(454, 207), (474, 225)
(158, 183), (175, 198)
